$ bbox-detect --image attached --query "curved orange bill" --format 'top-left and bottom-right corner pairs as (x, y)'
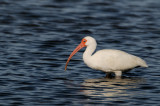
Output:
(65, 42), (86, 71)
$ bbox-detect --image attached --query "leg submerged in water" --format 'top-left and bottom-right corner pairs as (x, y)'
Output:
(114, 71), (122, 79)
(105, 73), (113, 78)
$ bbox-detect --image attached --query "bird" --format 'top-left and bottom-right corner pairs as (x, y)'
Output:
(65, 36), (148, 78)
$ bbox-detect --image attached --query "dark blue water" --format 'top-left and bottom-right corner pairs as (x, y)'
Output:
(0, 0), (160, 105)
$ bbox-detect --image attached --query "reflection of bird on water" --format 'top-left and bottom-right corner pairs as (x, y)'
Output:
(82, 77), (144, 101)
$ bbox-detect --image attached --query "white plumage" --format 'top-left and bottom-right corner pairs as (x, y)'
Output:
(65, 36), (148, 78)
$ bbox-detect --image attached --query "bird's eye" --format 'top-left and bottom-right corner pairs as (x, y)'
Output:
(83, 40), (86, 42)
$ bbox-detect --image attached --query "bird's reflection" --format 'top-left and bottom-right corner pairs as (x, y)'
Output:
(81, 77), (144, 101)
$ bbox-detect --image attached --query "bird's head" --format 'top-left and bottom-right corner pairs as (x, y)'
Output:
(83, 36), (96, 46)
(65, 36), (95, 70)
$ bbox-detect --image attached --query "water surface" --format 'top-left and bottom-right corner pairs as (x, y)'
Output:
(0, 0), (160, 105)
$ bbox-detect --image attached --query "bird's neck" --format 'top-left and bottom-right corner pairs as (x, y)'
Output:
(83, 42), (97, 62)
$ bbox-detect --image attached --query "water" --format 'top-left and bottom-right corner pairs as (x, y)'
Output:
(0, 0), (160, 105)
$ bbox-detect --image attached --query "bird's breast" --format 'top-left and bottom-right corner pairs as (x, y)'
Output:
(83, 55), (111, 72)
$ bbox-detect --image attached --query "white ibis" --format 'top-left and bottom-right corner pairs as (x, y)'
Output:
(65, 36), (148, 78)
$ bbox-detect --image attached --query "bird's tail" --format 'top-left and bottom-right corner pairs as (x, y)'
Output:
(136, 57), (148, 68)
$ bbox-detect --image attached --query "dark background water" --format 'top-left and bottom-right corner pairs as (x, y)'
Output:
(0, 0), (160, 105)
